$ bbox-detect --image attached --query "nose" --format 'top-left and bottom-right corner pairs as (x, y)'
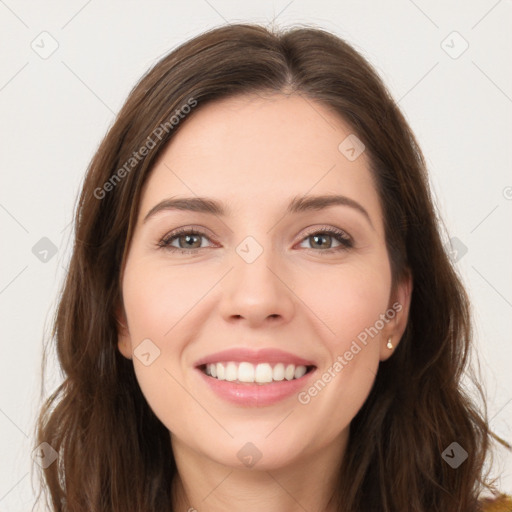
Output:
(218, 241), (296, 328)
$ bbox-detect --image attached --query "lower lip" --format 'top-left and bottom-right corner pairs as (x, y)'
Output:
(195, 367), (317, 407)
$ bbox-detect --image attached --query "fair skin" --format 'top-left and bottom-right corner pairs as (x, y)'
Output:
(117, 92), (412, 512)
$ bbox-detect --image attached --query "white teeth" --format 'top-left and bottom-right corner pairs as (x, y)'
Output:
(204, 361), (310, 383)
(272, 363), (285, 381)
(255, 363), (273, 383)
(294, 365), (307, 379)
(238, 362), (255, 382)
(284, 364), (295, 381)
(225, 362), (238, 381)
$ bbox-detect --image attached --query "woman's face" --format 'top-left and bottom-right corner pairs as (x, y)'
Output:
(117, 92), (411, 470)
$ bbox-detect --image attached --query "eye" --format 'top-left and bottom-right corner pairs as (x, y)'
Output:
(297, 226), (353, 254)
(157, 226), (353, 255)
(157, 228), (214, 254)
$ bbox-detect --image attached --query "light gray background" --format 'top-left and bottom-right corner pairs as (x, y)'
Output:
(1, 1), (511, 509)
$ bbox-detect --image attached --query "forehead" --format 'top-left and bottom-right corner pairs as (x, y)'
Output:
(139, 93), (382, 227)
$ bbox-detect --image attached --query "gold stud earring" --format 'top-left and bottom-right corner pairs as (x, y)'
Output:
(386, 337), (393, 350)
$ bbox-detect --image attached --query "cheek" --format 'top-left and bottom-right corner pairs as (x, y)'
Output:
(299, 354), (377, 450)
(293, 259), (391, 437)
(122, 256), (209, 343)
(121, 256), (233, 434)
(295, 256), (392, 347)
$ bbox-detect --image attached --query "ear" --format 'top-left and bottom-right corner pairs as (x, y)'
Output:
(115, 304), (133, 360)
(379, 270), (413, 361)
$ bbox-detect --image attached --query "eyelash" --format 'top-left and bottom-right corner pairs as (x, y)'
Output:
(156, 226), (354, 255)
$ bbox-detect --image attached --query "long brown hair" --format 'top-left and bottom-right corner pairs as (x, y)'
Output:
(34, 22), (501, 511)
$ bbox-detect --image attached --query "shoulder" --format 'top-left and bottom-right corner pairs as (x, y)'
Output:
(479, 493), (512, 511)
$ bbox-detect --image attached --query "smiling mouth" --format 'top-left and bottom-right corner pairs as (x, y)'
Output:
(198, 361), (316, 385)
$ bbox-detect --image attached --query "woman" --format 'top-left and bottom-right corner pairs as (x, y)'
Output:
(34, 23), (511, 511)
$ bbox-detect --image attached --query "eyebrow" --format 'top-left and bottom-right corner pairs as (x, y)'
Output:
(143, 194), (374, 228)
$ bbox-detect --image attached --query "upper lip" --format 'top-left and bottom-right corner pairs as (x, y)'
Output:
(194, 348), (316, 368)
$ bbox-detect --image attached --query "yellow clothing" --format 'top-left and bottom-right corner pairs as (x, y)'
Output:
(480, 494), (512, 511)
